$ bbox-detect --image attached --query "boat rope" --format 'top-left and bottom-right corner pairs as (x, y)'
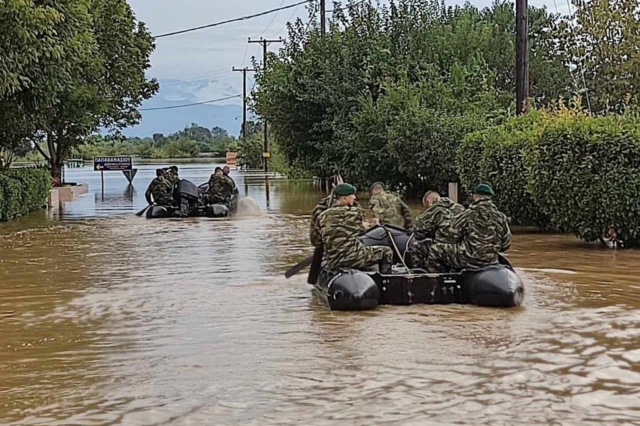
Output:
(384, 226), (413, 275)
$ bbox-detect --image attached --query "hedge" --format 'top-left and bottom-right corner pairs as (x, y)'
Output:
(458, 112), (549, 227)
(528, 115), (640, 246)
(457, 110), (640, 246)
(0, 169), (51, 221)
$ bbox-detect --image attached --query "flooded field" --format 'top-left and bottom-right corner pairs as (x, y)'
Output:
(1, 164), (640, 425)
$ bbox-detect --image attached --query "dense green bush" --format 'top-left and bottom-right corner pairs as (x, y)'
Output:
(0, 169), (50, 221)
(458, 112), (550, 227)
(528, 115), (640, 246)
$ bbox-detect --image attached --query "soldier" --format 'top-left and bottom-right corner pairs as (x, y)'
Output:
(165, 165), (179, 188)
(310, 174), (343, 247)
(427, 184), (511, 272)
(223, 165), (240, 195)
(207, 167), (235, 206)
(368, 182), (413, 230)
(318, 183), (393, 273)
(410, 191), (465, 269)
(145, 169), (173, 206)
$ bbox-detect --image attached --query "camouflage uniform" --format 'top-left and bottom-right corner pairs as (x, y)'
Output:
(410, 197), (465, 269)
(318, 205), (393, 273)
(369, 192), (414, 230)
(145, 176), (173, 206)
(207, 174), (235, 205)
(310, 194), (361, 247)
(165, 171), (179, 188)
(427, 199), (511, 272)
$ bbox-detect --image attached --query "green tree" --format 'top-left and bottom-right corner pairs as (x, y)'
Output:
(555, 0), (640, 113)
(32, 0), (158, 180)
(165, 138), (200, 158)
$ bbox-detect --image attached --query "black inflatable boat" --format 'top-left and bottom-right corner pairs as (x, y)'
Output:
(313, 225), (525, 311)
(146, 179), (232, 219)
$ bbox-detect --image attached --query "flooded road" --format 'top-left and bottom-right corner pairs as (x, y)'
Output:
(1, 164), (640, 425)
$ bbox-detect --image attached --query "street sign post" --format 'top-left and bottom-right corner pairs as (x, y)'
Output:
(93, 157), (138, 197)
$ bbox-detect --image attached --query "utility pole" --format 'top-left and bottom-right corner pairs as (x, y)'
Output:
(248, 37), (284, 172)
(232, 67), (256, 139)
(320, 0), (326, 35)
(515, 0), (529, 115)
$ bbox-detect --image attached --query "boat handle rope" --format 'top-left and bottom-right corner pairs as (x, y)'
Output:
(384, 226), (413, 275)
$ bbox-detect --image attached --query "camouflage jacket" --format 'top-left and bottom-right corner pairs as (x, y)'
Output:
(208, 174), (235, 201)
(146, 177), (173, 205)
(369, 192), (414, 230)
(450, 199), (512, 265)
(310, 195), (361, 247)
(414, 197), (465, 243)
(318, 205), (367, 270)
(165, 171), (179, 188)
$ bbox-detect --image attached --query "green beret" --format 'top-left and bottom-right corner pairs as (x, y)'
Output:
(473, 183), (495, 196)
(370, 181), (385, 191)
(335, 183), (357, 196)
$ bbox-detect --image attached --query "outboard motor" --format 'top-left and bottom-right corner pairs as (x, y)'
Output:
(324, 270), (380, 311)
(175, 179), (200, 217)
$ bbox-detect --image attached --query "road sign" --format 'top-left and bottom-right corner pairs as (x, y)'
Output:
(94, 156), (133, 171)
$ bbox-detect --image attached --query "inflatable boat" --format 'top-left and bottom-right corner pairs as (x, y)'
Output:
(313, 225), (524, 311)
(146, 179), (232, 219)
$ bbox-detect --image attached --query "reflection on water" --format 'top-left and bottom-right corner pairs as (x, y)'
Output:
(1, 164), (640, 425)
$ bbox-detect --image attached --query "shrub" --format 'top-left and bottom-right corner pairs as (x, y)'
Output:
(458, 112), (551, 227)
(0, 169), (51, 221)
(528, 115), (640, 246)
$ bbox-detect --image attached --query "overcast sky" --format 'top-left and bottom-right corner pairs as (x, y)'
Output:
(127, 0), (569, 105)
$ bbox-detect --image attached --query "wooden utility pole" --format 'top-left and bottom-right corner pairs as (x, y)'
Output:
(320, 0), (326, 35)
(232, 67), (256, 139)
(248, 37), (284, 172)
(515, 0), (529, 115)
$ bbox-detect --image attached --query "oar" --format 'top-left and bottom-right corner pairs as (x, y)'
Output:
(284, 254), (314, 279)
(135, 205), (152, 217)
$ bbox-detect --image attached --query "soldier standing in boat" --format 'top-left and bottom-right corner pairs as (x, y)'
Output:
(368, 182), (413, 230)
(145, 169), (173, 206)
(165, 165), (179, 187)
(318, 183), (393, 274)
(427, 183), (511, 272)
(410, 191), (465, 269)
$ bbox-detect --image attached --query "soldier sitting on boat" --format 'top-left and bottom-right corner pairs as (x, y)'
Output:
(318, 183), (393, 274)
(410, 190), (465, 270)
(368, 182), (413, 230)
(145, 169), (173, 207)
(428, 183), (512, 273)
(204, 167), (236, 209)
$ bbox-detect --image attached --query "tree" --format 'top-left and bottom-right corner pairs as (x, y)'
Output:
(555, 0), (640, 113)
(211, 126), (229, 140)
(32, 0), (158, 180)
(165, 138), (200, 158)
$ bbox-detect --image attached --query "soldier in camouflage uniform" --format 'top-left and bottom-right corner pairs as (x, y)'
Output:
(145, 169), (173, 206)
(428, 184), (511, 272)
(207, 167), (235, 206)
(410, 191), (465, 269)
(368, 182), (414, 230)
(310, 175), (357, 247)
(318, 183), (393, 273)
(163, 165), (179, 189)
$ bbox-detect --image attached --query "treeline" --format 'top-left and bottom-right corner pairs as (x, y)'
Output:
(0, 0), (157, 181)
(252, 0), (640, 244)
(73, 124), (241, 159)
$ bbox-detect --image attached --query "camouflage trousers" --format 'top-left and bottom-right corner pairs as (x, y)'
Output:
(332, 245), (393, 274)
(408, 239), (430, 270)
(427, 243), (498, 273)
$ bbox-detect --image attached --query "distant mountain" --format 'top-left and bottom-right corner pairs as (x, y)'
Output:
(121, 79), (251, 138)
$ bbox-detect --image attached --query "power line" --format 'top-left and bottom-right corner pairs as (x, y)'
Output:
(257, 0), (287, 38)
(155, 0), (311, 39)
(140, 95), (242, 111)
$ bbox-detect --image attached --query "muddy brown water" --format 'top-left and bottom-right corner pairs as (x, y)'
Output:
(1, 164), (640, 425)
